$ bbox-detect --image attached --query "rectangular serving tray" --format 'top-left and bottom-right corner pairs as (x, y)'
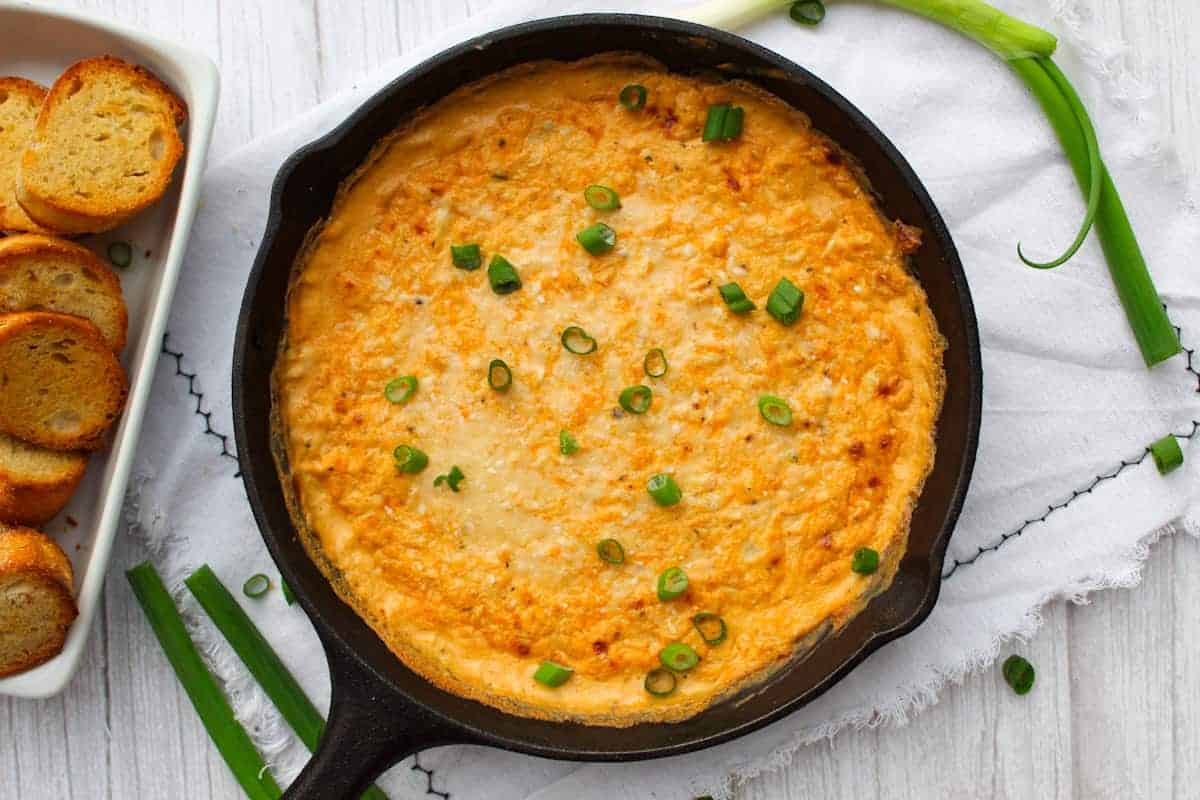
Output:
(0, 0), (219, 698)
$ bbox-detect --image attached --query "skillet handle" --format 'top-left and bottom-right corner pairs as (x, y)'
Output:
(282, 640), (466, 800)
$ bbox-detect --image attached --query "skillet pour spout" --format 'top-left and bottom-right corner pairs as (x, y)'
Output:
(234, 14), (981, 799)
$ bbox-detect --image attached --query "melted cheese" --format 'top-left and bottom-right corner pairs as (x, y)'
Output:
(275, 56), (944, 725)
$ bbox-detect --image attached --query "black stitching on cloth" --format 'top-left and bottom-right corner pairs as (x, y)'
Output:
(162, 332), (242, 476)
(944, 322), (1200, 580)
(411, 754), (450, 799)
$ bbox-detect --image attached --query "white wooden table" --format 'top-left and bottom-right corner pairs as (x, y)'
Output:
(3, 1), (1198, 797)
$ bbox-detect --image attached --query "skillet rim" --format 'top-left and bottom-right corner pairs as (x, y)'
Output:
(233, 11), (982, 762)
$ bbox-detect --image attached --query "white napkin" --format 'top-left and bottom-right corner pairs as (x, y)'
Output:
(129, 0), (1200, 797)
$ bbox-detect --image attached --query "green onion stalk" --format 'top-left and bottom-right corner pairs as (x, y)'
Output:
(679, 0), (1181, 367)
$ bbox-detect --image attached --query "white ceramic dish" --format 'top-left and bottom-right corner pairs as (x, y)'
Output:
(0, 1), (218, 698)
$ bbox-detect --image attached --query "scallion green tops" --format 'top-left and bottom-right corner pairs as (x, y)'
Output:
(719, 282), (755, 314)
(534, 660), (573, 687)
(584, 185), (621, 210)
(618, 385), (653, 414)
(646, 473), (681, 507)
(384, 376), (418, 405)
(577, 222), (616, 255)
(766, 277), (804, 325)
(487, 255), (522, 294)
(656, 566), (688, 600)
(619, 84), (648, 111)
(450, 243), (482, 270)
(703, 103), (745, 142)
(561, 326), (598, 355)
(1149, 434), (1184, 475)
(643, 348), (668, 378)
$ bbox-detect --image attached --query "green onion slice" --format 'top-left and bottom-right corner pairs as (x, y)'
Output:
(488, 358), (513, 392)
(487, 255), (522, 294)
(619, 384), (653, 414)
(559, 429), (580, 455)
(533, 660), (574, 688)
(561, 325), (598, 355)
(597, 538), (625, 564)
(718, 282), (755, 314)
(242, 574), (270, 599)
(584, 184), (621, 210)
(1002, 655), (1036, 695)
(851, 547), (880, 575)
(384, 375), (418, 404)
(281, 580), (296, 607)
(790, 0), (826, 25)
(660, 642), (700, 672)
(643, 348), (668, 378)
(766, 277), (804, 326)
(619, 84), (648, 111)
(107, 241), (133, 268)
(757, 395), (793, 427)
(692, 613), (727, 645)
(434, 466), (465, 492)
(1149, 434), (1184, 475)
(657, 566), (688, 600)
(703, 104), (730, 142)
(450, 243), (482, 270)
(576, 222), (616, 255)
(721, 106), (744, 141)
(644, 667), (677, 697)
(393, 445), (429, 474)
(647, 473), (682, 507)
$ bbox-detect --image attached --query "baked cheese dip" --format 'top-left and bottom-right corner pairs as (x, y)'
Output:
(274, 55), (945, 725)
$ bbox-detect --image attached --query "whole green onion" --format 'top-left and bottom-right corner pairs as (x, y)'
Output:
(127, 562), (282, 800)
(1149, 434), (1184, 475)
(533, 660), (574, 687)
(487, 255), (522, 294)
(184, 566), (389, 800)
(646, 473), (682, 506)
(383, 375), (418, 405)
(577, 222), (617, 255)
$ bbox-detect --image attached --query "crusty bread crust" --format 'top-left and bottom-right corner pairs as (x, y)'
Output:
(16, 56), (187, 234)
(0, 432), (88, 526)
(0, 523), (77, 678)
(0, 312), (128, 450)
(0, 78), (54, 234)
(0, 234), (129, 351)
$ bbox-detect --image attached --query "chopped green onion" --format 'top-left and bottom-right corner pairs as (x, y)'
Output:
(127, 563), (282, 800)
(702, 104), (730, 142)
(757, 395), (793, 427)
(660, 642), (701, 672)
(281, 580), (296, 607)
(619, 384), (653, 414)
(597, 538), (625, 564)
(692, 613), (727, 645)
(393, 445), (429, 474)
(619, 84), (648, 111)
(384, 375), (418, 404)
(718, 282), (756, 314)
(488, 358), (512, 392)
(576, 222), (616, 255)
(1149, 434), (1184, 475)
(450, 243), (482, 270)
(107, 241), (133, 268)
(487, 255), (522, 294)
(643, 348), (668, 378)
(585, 184), (621, 210)
(721, 106), (744, 140)
(533, 660), (574, 687)
(657, 566), (688, 600)
(242, 574), (271, 598)
(644, 667), (677, 697)
(851, 547), (880, 575)
(561, 325), (598, 355)
(766, 277), (804, 325)
(1002, 654), (1035, 695)
(183, 567), (389, 800)
(647, 473), (682, 507)
(434, 466), (465, 492)
(789, 0), (826, 25)
(560, 429), (580, 455)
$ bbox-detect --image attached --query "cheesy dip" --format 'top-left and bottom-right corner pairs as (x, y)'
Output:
(274, 55), (945, 725)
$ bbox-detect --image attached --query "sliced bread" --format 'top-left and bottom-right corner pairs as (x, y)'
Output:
(16, 56), (187, 234)
(0, 431), (88, 526)
(0, 234), (128, 351)
(0, 312), (127, 451)
(0, 78), (53, 234)
(0, 523), (77, 678)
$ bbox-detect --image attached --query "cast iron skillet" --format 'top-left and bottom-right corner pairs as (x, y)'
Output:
(233, 14), (982, 799)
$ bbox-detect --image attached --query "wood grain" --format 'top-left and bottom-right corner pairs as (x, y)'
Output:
(2, 1), (1197, 798)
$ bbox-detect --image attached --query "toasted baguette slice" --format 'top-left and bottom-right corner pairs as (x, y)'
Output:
(0, 234), (128, 351)
(0, 78), (55, 234)
(0, 523), (77, 678)
(0, 432), (88, 526)
(0, 312), (127, 450)
(16, 56), (187, 234)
